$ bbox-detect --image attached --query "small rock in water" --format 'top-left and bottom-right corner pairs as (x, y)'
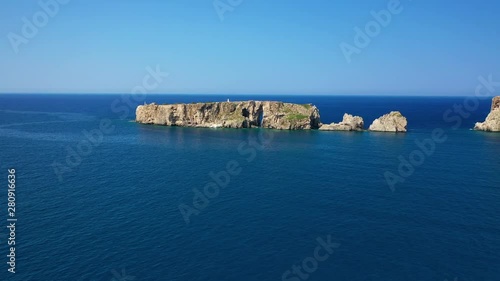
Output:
(319, 113), (364, 131)
(368, 111), (408, 132)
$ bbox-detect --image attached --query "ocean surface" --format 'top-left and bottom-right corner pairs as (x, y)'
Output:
(0, 94), (499, 281)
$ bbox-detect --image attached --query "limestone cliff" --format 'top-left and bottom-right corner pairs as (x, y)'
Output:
(368, 111), (407, 132)
(319, 113), (364, 131)
(474, 96), (500, 132)
(136, 101), (321, 130)
(492, 96), (500, 111)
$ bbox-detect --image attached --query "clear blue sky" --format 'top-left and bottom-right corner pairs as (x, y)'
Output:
(1, 0), (499, 95)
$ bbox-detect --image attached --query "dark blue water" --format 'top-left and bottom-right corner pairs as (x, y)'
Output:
(0, 94), (499, 281)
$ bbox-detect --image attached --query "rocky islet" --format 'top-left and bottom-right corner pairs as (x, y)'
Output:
(136, 96), (500, 133)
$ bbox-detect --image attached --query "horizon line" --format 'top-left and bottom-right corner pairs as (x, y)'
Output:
(0, 92), (486, 97)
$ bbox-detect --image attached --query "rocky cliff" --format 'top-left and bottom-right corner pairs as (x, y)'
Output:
(474, 96), (500, 132)
(136, 101), (321, 130)
(319, 113), (364, 131)
(368, 111), (407, 132)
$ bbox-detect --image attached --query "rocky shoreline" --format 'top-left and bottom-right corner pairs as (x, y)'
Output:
(136, 96), (499, 132)
(474, 96), (500, 132)
(136, 101), (321, 130)
(136, 101), (408, 132)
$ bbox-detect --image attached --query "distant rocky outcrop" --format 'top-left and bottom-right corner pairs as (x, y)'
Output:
(368, 111), (407, 132)
(319, 113), (364, 131)
(474, 96), (500, 132)
(136, 101), (321, 130)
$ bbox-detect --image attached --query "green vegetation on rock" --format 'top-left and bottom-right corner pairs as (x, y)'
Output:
(286, 113), (309, 121)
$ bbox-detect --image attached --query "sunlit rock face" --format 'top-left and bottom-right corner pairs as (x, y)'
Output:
(319, 113), (364, 131)
(368, 111), (408, 133)
(136, 101), (321, 130)
(474, 96), (500, 132)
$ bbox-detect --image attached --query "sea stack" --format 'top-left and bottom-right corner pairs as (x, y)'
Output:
(368, 111), (408, 132)
(136, 101), (321, 130)
(474, 96), (500, 132)
(319, 113), (364, 131)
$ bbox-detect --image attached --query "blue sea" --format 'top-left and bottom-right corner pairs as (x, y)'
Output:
(0, 94), (499, 281)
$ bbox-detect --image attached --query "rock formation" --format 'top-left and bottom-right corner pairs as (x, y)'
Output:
(136, 101), (321, 130)
(319, 113), (364, 131)
(474, 96), (500, 132)
(368, 111), (407, 132)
